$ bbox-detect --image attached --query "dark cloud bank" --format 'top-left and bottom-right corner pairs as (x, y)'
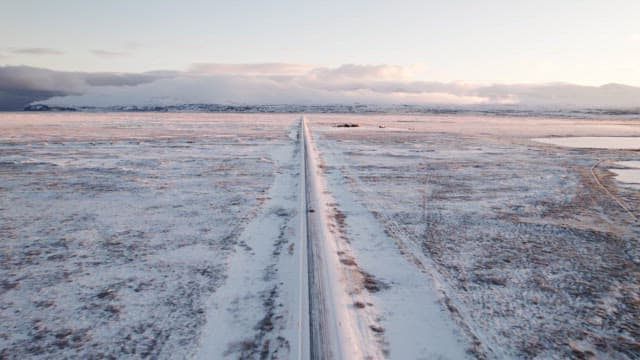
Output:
(1, 64), (640, 111)
(0, 66), (174, 110)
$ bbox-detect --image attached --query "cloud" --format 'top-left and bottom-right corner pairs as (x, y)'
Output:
(39, 74), (492, 107)
(0, 89), (66, 111)
(0, 66), (85, 93)
(91, 49), (129, 57)
(2, 63), (640, 109)
(124, 42), (141, 50)
(10, 47), (64, 55)
(476, 83), (640, 107)
(188, 63), (314, 76)
(0, 66), (177, 109)
(84, 72), (174, 87)
(0, 66), (172, 93)
(305, 64), (424, 82)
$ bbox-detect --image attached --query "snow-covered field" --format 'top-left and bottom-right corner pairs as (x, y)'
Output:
(1, 112), (639, 359)
(0, 113), (300, 359)
(308, 114), (640, 359)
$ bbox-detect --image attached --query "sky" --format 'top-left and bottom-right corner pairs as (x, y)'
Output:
(1, 0), (640, 108)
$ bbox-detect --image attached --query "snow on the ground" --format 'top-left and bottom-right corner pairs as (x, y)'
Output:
(2, 112), (639, 359)
(0, 113), (298, 359)
(533, 136), (640, 149)
(308, 114), (640, 359)
(311, 130), (472, 359)
(195, 125), (302, 359)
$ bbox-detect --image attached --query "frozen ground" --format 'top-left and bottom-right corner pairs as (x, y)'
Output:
(533, 137), (640, 150)
(0, 113), (300, 359)
(1, 112), (639, 359)
(308, 114), (640, 359)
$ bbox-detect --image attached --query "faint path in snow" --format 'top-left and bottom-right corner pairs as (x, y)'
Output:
(195, 123), (303, 359)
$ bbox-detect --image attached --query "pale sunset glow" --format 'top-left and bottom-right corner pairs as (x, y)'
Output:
(2, 0), (640, 109)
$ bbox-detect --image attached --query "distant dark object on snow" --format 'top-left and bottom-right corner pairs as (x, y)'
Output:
(24, 104), (77, 112)
(335, 123), (360, 128)
(378, 125), (386, 128)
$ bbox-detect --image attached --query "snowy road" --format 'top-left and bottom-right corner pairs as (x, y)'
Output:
(303, 116), (389, 359)
(303, 117), (365, 359)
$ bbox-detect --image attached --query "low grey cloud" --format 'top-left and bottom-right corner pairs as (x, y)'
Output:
(0, 66), (177, 109)
(84, 73), (170, 87)
(476, 83), (640, 107)
(0, 66), (173, 93)
(10, 47), (64, 55)
(91, 49), (129, 57)
(0, 89), (66, 111)
(0, 66), (85, 93)
(2, 63), (640, 110)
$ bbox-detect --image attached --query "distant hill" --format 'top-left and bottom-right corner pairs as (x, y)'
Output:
(23, 104), (77, 112)
(19, 102), (640, 119)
